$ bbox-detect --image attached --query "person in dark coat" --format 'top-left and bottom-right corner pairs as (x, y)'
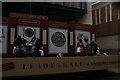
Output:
(13, 35), (24, 57)
(34, 37), (41, 57)
(90, 40), (98, 56)
(29, 36), (36, 44)
(14, 35), (23, 47)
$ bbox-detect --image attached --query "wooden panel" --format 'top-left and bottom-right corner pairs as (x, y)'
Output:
(100, 7), (106, 24)
(96, 20), (119, 37)
(75, 24), (91, 31)
(92, 10), (96, 25)
(118, 20), (120, 33)
(96, 9), (99, 24)
(112, 3), (118, 21)
(107, 5), (110, 22)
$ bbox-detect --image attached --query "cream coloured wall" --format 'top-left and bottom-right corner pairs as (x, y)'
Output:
(96, 35), (119, 49)
(77, 2), (92, 25)
(93, 2), (120, 55)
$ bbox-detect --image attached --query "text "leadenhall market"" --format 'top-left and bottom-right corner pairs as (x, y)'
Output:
(23, 62), (82, 70)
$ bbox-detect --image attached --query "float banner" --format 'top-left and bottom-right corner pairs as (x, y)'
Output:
(2, 56), (120, 77)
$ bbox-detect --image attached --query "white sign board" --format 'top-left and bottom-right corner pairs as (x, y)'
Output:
(48, 28), (68, 54)
(0, 25), (8, 55)
(75, 30), (91, 53)
(17, 25), (40, 42)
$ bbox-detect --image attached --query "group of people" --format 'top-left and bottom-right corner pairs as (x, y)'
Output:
(13, 35), (99, 57)
(13, 35), (44, 57)
(76, 40), (99, 56)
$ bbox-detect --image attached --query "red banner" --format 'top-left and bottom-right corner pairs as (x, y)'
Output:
(49, 21), (68, 28)
(10, 13), (48, 21)
(0, 17), (8, 24)
(18, 18), (41, 26)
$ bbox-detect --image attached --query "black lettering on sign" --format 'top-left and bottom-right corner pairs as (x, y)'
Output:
(38, 64), (41, 68)
(70, 62), (74, 67)
(87, 62), (90, 66)
(63, 63), (68, 68)
(50, 63), (54, 68)
(23, 64), (34, 70)
(44, 63), (49, 69)
(23, 64), (27, 70)
(57, 63), (61, 68)
(79, 62), (82, 66)
(30, 64), (34, 69)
